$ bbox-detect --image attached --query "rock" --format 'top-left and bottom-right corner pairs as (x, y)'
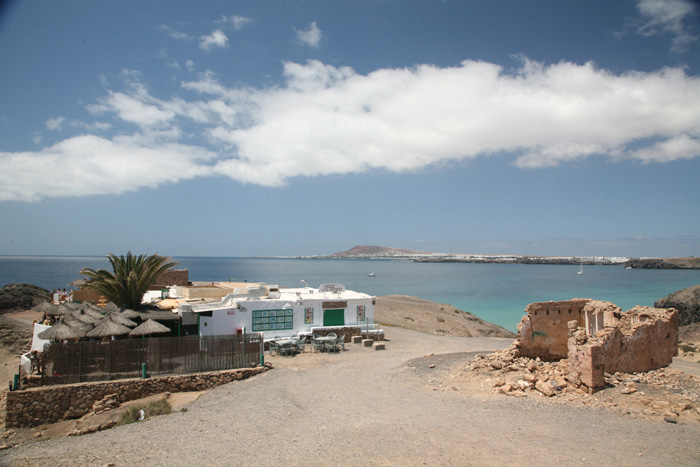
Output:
(655, 284), (700, 326)
(0, 283), (50, 313)
(490, 360), (503, 370)
(535, 380), (556, 397)
(664, 415), (678, 424)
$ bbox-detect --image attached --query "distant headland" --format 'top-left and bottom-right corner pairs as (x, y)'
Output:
(300, 245), (700, 269)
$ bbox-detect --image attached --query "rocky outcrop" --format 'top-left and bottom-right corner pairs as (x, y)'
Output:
(655, 284), (700, 326)
(0, 283), (50, 313)
(624, 257), (700, 269)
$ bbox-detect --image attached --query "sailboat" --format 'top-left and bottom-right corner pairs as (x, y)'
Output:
(577, 262), (583, 275)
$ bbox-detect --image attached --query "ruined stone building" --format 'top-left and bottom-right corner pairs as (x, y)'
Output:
(515, 298), (678, 392)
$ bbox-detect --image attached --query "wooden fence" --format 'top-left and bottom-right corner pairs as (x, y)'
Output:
(39, 334), (264, 386)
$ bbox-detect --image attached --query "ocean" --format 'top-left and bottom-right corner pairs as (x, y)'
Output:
(1, 256), (699, 332)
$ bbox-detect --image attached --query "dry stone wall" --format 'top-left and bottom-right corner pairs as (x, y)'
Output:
(5, 366), (266, 428)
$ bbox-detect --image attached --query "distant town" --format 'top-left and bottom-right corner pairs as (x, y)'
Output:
(294, 245), (700, 269)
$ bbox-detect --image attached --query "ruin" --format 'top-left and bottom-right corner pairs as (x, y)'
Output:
(514, 298), (679, 392)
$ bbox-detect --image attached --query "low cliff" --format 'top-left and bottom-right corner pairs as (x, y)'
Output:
(625, 257), (700, 270)
(0, 283), (50, 313)
(655, 284), (700, 326)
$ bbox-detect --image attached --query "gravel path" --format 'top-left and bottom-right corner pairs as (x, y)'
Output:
(3, 328), (700, 466)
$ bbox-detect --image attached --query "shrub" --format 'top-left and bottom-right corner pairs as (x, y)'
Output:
(117, 399), (173, 426)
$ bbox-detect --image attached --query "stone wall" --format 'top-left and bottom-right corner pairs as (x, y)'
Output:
(516, 299), (591, 360)
(5, 366), (266, 428)
(566, 306), (679, 392)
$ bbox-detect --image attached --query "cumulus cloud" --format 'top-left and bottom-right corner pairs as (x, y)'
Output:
(2, 58), (699, 201)
(635, 0), (698, 50)
(219, 15), (253, 30)
(0, 134), (215, 202)
(296, 21), (322, 48)
(45, 117), (64, 131)
(158, 25), (193, 41)
(199, 29), (229, 51)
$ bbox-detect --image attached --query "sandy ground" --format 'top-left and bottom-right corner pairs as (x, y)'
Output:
(2, 327), (700, 466)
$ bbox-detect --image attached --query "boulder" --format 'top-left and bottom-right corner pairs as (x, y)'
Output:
(0, 283), (50, 313)
(655, 284), (700, 326)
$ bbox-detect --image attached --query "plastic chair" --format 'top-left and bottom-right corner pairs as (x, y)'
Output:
(311, 337), (324, 353)
(295, 336), (307, 353)
(330, 335), (345, 353)
(327, 332), (337, 339)
(269, 341), (280, 356)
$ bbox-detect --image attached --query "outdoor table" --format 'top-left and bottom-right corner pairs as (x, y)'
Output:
(314, 336), (336, 352)
(274, 338), (298, 356)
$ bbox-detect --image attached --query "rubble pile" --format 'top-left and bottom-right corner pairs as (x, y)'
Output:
(466, 347), (700, 423)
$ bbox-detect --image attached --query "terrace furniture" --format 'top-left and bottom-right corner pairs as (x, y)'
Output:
(269, 341), (281, 356)
(311, 337), (324, 353)
(295, 336), (307, 353)
(327, 332), (337, 339)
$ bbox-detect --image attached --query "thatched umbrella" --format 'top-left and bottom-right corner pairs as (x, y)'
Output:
(47, 304), (69, 317)
(86, 320), (132, 338)
(81, 304), (106, 319)
(70, 310), (102, 324)
(64, 301), (81, 310)
(63, 316), (93, 333)
(103, 302), (119, 312)
(120, 308), (142, 320)
(32, 301), (55, 313)
(99, 312), (137, 328)
(38, 322), (86, 340)
(129, 319), (170, 337)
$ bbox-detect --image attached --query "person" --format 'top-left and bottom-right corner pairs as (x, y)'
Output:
(67, 290), (73, 303)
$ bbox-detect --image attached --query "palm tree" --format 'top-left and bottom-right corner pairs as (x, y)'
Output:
(80, 252), (178, 311)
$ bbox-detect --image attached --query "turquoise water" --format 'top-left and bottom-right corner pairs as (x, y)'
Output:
(2, 256), (699, 332)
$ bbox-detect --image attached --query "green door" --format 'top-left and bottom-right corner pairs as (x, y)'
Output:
(323, 309), (345, 326)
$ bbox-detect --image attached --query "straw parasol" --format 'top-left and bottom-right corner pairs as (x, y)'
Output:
(63, 317), (93, 333)
(99, 312), (137, 328)
(120, 308), (142, 320)
(38, 322), (86, 340)
(129, 319), (171, 336)
(86, 320), (132, 338)
(31, 301), (55, 313)
(81, 304), (106, 319)
(70, 310), (102, 324)
(103, 302), (119, 312)
(47, 304), (70, 317)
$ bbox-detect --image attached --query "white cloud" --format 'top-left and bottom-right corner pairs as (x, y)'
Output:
(186, 60), (195, 72)
(45, 117), (64, 131)
(0, 135), (215, 202)
(199, 29), (229, 51)
(2, 58), (699, 201)
(296, 22), (322, 48)
(159, 25), (193, 41)
(219, 15), (253, 31)
(635, 0), (698, 50)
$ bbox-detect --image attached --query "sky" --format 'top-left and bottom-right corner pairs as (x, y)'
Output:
(0, 0), (699, 258)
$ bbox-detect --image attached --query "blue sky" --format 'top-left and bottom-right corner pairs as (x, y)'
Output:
(0, 0), (699, 258)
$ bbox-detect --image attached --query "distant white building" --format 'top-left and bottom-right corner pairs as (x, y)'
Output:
(177, 283), (376, 339)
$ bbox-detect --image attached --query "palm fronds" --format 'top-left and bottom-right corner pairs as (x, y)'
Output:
(80, 251), (178, 311)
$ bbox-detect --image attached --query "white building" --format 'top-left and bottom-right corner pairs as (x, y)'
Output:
(177, 283), (376, 339)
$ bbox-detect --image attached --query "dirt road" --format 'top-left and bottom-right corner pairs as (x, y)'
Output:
(3, 327), (700, 466)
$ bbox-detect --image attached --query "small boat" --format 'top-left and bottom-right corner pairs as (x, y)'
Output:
(368, 272), (376, 277)
(577, 262), (583, 275)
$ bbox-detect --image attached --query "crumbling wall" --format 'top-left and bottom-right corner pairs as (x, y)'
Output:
(601, 306), (679, 373)
(516, 299), (591, 360)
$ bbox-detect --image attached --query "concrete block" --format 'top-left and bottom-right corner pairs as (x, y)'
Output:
(374, 343), (386, 351)
(362, 339), (374, 347)
(351, 336), (363, 344)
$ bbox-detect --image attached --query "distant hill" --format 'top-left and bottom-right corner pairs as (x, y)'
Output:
(329, 245), (431, 257)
